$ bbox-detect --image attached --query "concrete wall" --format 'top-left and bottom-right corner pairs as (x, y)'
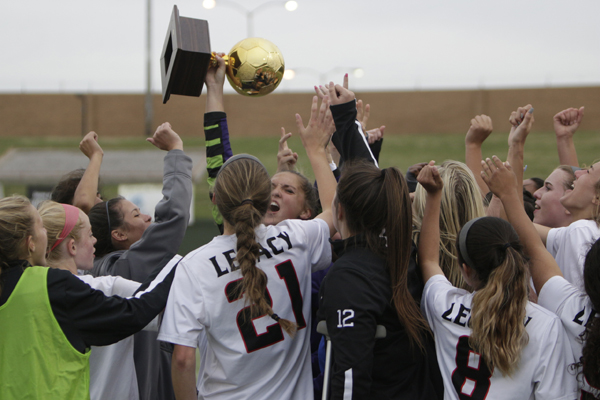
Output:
(1, 86), (598, 138)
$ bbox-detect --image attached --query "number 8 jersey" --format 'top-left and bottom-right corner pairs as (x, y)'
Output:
(158, 218), (331, 399)
(421, 275), (577, 400)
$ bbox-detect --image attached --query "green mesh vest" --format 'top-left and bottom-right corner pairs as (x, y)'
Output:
(0, 267), (90, 399)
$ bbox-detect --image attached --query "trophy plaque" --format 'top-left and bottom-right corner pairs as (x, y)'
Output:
(160, 5), (211, 104)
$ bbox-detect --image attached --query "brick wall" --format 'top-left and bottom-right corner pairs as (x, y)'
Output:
(1, 86), (598, 137)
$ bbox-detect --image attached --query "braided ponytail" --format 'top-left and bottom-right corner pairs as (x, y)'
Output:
(215, 155), (297, 336)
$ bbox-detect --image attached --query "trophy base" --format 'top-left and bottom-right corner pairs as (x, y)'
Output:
(160, 6), (211, 104)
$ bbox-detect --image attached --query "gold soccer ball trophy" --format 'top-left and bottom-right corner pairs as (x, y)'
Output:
(213, 37), (285, 97)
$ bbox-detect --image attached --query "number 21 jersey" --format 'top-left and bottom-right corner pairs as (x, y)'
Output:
(158, 219), (331, 399)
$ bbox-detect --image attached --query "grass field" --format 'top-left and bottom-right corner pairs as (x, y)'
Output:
(2, 130), (599, 251)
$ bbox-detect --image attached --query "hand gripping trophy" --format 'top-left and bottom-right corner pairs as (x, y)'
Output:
(160, 5), (285, 103)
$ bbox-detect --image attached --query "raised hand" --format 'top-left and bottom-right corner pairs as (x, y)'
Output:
(296, 96), (332, 153)
(276, 128), (298, 172)
(480, 156), (519, 200)
(508, 104), (534, 146)
(417, 161), (443, 194)
(356, 99), (370, 132)
(327, 80), (355, 106)
(79, 131), (103, 159)
(366, 126), (385, 144)
(554, 107), (584, 138)
(147, 122), (184, 151)
(206, 52), (227, 88)
(465, 115), (493, 145)
(205, 53), (227, 113)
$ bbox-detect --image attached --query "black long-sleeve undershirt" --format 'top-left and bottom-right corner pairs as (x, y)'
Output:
(0, 262), (175, 354)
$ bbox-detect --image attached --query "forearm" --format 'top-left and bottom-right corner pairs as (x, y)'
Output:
(465, 143), (488, 196)
(499, 191), (561, 292)
(507, 143), (525, 206)
(330, 101), (376, 166)
(556, 136), (579, 167)
(485, 195), (507, 220)
(418, 191), (444, 282)
(308, 148), (337, 235)
(204, 111), (231, 228)
(73, 152), (102, 214)
(115, 150), (192, 281)
(205, 85), (225, 113)
(58, 266), (177, 347)
(172, 345), (198, 400)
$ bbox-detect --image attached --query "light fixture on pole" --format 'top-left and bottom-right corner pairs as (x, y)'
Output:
(202, 0), (298, 37)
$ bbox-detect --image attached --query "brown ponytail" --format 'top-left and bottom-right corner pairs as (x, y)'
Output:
(457, 217), (529, 376)
(579, 238), (600, 394)
(215, 155), (297, 336)
(336, 160), (430, 350)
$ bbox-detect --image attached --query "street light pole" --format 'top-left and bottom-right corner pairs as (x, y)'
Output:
(144, 0), (153, 137)
(203, 0), (298, 37)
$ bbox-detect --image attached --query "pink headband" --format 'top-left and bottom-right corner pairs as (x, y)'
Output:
(50, 204), (81, 252)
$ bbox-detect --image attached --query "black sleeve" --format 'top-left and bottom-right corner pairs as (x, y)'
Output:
(47, 265), (177, 353)
(317, 267), (386, 399)
(204, 111), (232, 234)
(406, 169), (419, 193)
(330, 100), (377, 167)
(369, 138), (383, 163)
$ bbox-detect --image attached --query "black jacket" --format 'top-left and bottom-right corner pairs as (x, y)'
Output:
(317, 236), (442, 399)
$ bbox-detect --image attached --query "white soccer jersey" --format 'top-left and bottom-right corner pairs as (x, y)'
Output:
(77, 255), (181, 400)
(422, 275), (577, 400)
(547, 220), (600, 291)
(158, 219), (331, 400)
(77, 274), (141, 400)
(538, 276), (600, 398)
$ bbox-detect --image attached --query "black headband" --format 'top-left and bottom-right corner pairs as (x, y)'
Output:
(458, 217), (485, 269)
(216, 154), (268, 179)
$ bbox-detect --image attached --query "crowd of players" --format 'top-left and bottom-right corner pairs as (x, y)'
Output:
(0, 53), (598, 400)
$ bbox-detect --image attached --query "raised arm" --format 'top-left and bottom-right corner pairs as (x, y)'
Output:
(416, 161), (445, 283)
(481, 156), (562, 293)
(204, 54), (232, 231)
(554, 107), (584, 167)
(296, 95), (337, 236)
(73, 131), (103, 214)
(464, 115), (493, 196)
(205, 53), (226, 113)
(109, 124), (192, 281)
(315, 76), (378, 167)
(507, 104), (534, 206)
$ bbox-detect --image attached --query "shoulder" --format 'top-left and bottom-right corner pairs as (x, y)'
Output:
(47, 267), (80, 283)
(422, 275), (471, 314)
(275, 218), (328, 235)
(183, 236), (235, 261)
(525, 301), (564, 331)
(564, 219), (600, 238)
(538, 276), (580, 313)
(47, 268), (96, 299)
(270, 219), (330, 251)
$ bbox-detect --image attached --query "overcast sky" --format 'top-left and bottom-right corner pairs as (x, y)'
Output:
(2, 0), (599, 94)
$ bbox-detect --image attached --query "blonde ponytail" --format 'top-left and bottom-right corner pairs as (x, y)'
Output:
(458, 217), (530, 376)
(469, 247), (529, 375)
